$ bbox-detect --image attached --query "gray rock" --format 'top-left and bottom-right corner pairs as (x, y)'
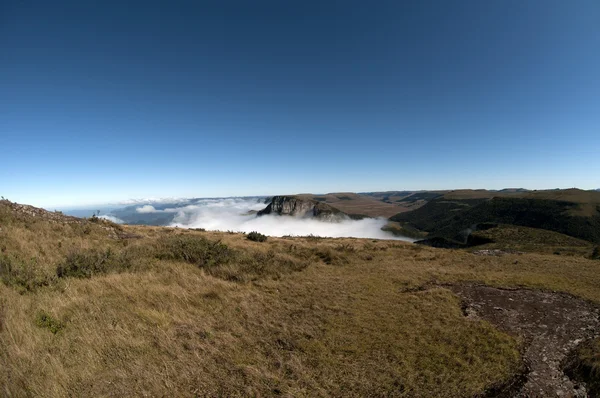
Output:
(257, 196), (347, 221)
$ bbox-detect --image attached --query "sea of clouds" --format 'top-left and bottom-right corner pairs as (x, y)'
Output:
(118, 198), (412, 241)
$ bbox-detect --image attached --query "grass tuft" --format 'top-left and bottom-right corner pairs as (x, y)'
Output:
(35, 311), (64, 334)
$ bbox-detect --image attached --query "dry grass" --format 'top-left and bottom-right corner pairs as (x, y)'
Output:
(2, 202), (600, 396)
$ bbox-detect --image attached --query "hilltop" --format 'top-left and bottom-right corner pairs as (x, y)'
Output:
(1, 199), (600, 396)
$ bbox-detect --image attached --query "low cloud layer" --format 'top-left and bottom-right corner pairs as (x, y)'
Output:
(133, 198), (411, 241)
(99, 215), (124, 224)
(136, 205), (161, 213)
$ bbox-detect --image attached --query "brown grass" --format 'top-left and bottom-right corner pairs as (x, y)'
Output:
(2, 202), (600, 396)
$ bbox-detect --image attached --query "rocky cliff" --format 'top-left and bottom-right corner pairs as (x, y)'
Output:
(257, 196), (347, 221)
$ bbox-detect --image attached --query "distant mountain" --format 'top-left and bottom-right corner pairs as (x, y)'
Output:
(497, 188), (530, 193)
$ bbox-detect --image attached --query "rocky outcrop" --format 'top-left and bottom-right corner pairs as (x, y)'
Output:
(257, 196), (347, 221)
(0, 199), (80, 223)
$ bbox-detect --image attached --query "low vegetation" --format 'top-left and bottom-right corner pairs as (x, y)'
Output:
(246, 231), (268, 242)
(35, 310), (65, 335)
(0, 253), (51, 292)
(154, 234), (307, 282)
(57, 248), (133, 279)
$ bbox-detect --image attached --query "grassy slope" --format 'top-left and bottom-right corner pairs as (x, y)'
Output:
(2, 201), (600, 396)
(390, 189), (600, 245)
(470, 225), (594, 256)
(389, 197), (489, 232)
(436, 198), (600, 244)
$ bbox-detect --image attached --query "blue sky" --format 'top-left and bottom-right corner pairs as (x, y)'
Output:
(1, 0), (599, 208)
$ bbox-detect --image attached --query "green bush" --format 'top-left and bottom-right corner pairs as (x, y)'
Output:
(155, 235), (234, 268)
(0, 254), (51, 291)
(57, 248), (132, 279)
(247, 231), (268, 242)
(155, 235), (308, 282)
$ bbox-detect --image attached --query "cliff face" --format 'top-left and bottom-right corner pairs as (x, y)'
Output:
(257, 196), (347, 221)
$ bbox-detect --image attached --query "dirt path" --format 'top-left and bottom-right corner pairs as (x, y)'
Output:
(448, 285), (600, 397)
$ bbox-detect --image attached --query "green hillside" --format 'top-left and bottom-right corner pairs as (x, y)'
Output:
(390, 190), (600, 246)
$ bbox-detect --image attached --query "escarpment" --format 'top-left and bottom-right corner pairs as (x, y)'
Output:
(257, 196), (347, 221)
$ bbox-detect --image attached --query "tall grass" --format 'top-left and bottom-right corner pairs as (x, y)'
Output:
(154, 235), (308, 281)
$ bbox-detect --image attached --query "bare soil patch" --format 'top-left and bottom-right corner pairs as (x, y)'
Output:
(449, 284), (600, 397)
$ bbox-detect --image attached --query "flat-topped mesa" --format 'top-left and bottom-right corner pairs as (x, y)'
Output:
(257, 195), (347, 221)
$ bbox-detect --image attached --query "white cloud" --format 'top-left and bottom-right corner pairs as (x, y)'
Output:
(166, 198), (413, 241)
(136, 205), (159, 213)
(119, 197), (187, 205)
(99, 215), (124, 224)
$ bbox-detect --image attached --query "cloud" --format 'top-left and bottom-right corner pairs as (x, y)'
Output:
(166, 198), (413, 241)
(119, 197), (187, 205)
(136, 205), (159, 213)
(99, 215), (124, 224)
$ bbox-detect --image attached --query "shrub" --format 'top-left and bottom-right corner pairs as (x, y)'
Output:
(155, 235), (308, 282)
(0, 254), (51, 291)
(57, 248), (132, 279)
(155, 235), (234, 268)
(247, 231), (267, 242)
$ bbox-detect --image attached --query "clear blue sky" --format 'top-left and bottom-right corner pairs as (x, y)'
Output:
(1, 0), (599, 208)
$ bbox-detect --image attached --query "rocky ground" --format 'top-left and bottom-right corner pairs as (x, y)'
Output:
(449, 285), (600, 397)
